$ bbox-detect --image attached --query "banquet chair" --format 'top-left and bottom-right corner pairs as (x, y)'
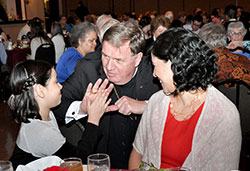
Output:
(35, 43), (56, 66)
(214, 79), (250, 134)
(59, 119), (85, 146)
(0, 63), (10, 102)
(214, 79), (250, 171)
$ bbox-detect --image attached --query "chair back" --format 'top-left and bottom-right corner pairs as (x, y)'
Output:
(214, 79), (250, 135)
(35, 43), (55, 66)
(215, 79), (250, 171)
(59, 120), (85, 146)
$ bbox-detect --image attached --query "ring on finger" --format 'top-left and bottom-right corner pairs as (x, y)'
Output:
(91, 89), (97, 94)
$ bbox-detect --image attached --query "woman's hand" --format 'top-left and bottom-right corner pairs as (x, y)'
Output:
(86, 89), (112, 126)
(228, 40), (244, 49)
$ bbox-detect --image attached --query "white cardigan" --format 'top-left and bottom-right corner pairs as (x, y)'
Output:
(16, 111), (66, 157)
(133, 86), (242, 171)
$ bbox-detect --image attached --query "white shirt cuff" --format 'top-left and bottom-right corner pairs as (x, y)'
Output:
(65, 101), (88, 124)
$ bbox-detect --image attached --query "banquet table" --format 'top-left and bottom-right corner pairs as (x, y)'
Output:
(6, 47), (30, 71)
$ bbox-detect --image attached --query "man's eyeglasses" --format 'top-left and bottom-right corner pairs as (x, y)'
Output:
(193, 23), (201, 27)
(192, 22), (202, 28)
(228, 32), (243, 36)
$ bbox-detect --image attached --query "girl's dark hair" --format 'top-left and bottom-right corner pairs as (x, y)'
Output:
(8, 60), (53, 123)
(152, 27), (218, 96)
(30, 19), (52, 44)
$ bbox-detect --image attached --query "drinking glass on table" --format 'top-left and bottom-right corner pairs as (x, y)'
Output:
(87, 153), (110, 171)
(167, 167), (191, 171)
(0, 161), (13, 171)
(60, 157), (83, 171)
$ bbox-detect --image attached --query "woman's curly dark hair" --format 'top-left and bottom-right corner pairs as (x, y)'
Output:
(8, 60), (53, 123)
(151, 27), (218, 96)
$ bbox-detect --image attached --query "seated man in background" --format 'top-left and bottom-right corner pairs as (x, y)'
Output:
(144, 15), (170, 56)
(184, 15), (202, 34)
(199, 22), (250, 84)
(53, 21), (161, 169)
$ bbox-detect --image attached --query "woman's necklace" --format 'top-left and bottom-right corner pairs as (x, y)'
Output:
(170, 91), (206, 121)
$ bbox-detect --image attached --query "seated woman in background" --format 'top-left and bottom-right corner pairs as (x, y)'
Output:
(0, 26), (8, 43)
(8, 60), (113, 169)
(129, 28), (242, 170)
(60, 16), (72, 34)
(56, 22), (97, 83)
(51, 22), (66, 63)
(227, 21), (250, 59)
(144, 15), (170, 56)
(29, 18), (54, 60)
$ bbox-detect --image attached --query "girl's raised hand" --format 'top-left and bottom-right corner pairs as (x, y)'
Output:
(86, 89), (112, 126)
(79, 78), (113, 114)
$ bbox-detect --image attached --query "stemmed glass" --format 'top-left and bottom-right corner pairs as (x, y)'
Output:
(60, 157), (83, 171)
(0, 161), (13, 171)
(167, 167), (191, 171)
(87, 153), (110, 171)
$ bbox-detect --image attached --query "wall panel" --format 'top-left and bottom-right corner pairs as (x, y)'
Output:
(88, 0), (110, 15)
(26, 0), (44, 20)
(183, 0), (209, 14)
(159, 0), (183, 17)
(63, 0), (249, 19)
(64, 0), (78, 17)
(238, 0), (250, 12)
(210, 0), (237, 13)
(134, 0), (158, 15)
(113, 0), (130, 16)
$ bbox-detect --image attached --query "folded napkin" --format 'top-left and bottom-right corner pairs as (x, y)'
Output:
(16, 156), (62, 171)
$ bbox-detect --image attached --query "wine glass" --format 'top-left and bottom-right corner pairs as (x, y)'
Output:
(87, 153), (110, 171)
(167, 167), (191, 171)
(60, 157), (83, 171)
(0, 161), (13, 171)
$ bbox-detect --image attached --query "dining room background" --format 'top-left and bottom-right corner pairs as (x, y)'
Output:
(1, 0), (250, 23)
(0, 0), (249, 42)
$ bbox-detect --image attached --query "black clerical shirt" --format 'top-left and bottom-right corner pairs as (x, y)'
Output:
(108, 75), (140, 169)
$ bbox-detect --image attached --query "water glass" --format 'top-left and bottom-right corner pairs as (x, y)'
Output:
(60, 157), (83, 171)
(167, 167), (191, 171)
(87, 153), (110, 171)
(0, 161), (13, 171)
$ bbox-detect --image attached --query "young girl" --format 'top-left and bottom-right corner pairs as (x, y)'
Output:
(8, 60), (113, 169)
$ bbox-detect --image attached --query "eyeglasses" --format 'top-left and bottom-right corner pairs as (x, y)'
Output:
(193, 23), (201, 27)
(228, 32), (243, 36)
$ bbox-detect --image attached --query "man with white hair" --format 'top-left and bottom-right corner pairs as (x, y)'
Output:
(100, 19), (120, 42)
(96, 14), (113, 37)
(95, 14), (113, 49)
